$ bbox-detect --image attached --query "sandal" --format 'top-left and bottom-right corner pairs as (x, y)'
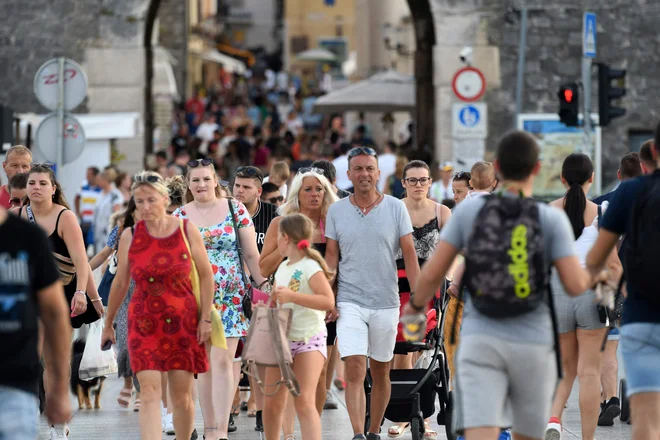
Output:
(247, 408), (257, 417)
(284, 436), (295, 440)
(231, 404), (240, 416)
(387, 423), (410, 438)
(423, 422), (437, 439)
(133, 398), (141, 412)
(116, 388), (132, 408)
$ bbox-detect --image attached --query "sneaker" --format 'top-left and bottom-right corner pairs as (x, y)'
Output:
(366, 434), (381, 440)
(174, 428), (199, 440)
(498, 430), (512, 440)
(352, 436), (366, 440)
(165, 412), (175, 435)
(324, 391), (339, 410)
(228, 414), (237, 433)
(598, 397), (621, 426)
(544, 417), (562, 440)
(161, 408), (168, 432)
(255, 410), (264, 432)
(49, 424), (69, 440)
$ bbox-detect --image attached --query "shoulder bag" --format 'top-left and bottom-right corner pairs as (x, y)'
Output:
(179, 219), (227, 349)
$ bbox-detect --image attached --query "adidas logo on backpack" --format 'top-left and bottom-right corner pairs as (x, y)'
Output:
(465, 195), (548, 317)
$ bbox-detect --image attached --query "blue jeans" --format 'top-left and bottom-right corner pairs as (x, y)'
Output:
(621, 323), (660, 397)
(0, 385), (39, 440)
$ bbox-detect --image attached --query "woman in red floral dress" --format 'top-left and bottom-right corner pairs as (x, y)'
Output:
(102, 171), (215, 440)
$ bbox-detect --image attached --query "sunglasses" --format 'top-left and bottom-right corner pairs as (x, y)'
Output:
(188, 158), (214, 168)
(134, 174), (161, 184)
(348, 146), (377, 158)
(219, 180), (229, 188)
(235, 166), (263, 183)
(453, 171), (470, 180)
(9, 197), (22, 207)
(298, 167), (324, 175)
(31, 162), (53, 169)
(169, 194), (183, 206)
(403, 177), (431, 186)
(267, 195), (284, 204)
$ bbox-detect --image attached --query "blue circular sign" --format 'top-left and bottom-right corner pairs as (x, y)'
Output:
(459, 105), (480, 127)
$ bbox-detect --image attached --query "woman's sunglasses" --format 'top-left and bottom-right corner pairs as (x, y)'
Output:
(298, 167), (324, 175)
(134, 174), (161, 183)
(188, 158), (214, 168)
(453, 171), (470, 180)
(267, 195), (284, 204)
(31, 162), (53, 169)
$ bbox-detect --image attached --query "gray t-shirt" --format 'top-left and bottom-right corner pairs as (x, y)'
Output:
(441, 196), (577, 344)
(326, 195), (413, 309)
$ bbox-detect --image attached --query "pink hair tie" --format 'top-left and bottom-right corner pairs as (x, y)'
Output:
(297, 239), (310, 250)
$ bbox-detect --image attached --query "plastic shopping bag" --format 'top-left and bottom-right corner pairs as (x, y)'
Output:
(79, 319), (118, 380)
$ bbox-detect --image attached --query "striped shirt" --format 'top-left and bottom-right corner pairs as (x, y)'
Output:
(253, 201), (278, 253)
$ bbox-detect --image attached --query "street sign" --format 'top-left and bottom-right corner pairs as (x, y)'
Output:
(583, 12), (597, 58)
(452, 67), (486, 102)
(34, 58), (88, 111)
(35, 113), (85, 164)
(452, 103), (487, 138)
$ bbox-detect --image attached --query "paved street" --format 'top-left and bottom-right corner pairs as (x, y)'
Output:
(38, 370), (632, 440)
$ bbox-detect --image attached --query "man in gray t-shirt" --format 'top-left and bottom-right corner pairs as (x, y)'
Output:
(403, 131), (607, 440)
(325, 147), (419, 440)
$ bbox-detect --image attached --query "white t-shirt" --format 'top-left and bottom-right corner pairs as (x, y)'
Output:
(262, 176), (288, 198)
(377, 153), (396, 193)
(274, 257), (325, 342)
(77, 180), (101, 223)
(430, 181), (452, 202)
(332, 155), (351, 190)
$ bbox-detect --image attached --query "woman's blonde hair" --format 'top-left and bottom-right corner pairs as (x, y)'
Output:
(184, 162), (225, 203)
(165, 175), (188, 206)
(279, 171), (338, 217)
(279, 214), (333, 281)
(131, 170), (169, 199)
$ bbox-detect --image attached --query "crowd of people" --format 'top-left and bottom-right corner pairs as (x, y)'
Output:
(1, 115), (659, 440)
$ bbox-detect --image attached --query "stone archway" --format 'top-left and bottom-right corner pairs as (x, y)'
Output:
(144, 0), (162, 157)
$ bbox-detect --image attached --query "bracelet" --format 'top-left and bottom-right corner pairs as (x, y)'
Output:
(74, 290), (86, 296)
(202, 319), (212, 324)
(91, 298), (103, 303)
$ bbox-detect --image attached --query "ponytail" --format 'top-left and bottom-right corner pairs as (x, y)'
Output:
(303, 247), (334, 281)
(564, 183), (586, 239)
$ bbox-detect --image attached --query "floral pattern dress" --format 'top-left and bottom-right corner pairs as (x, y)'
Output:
(173, 199), (253, 337)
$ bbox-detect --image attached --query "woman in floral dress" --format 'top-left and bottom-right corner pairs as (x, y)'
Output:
(173, 159), (266, 440)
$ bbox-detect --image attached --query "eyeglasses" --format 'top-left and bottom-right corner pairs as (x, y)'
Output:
(298, 167), (324, 175)
(267, 195), (284, 204)
(134, 174), (161, 184)
(403, 177), (431, 186)
(235, 166), (263, 183)
(348, 146), (377, 159)
(188, 158), (214, 168)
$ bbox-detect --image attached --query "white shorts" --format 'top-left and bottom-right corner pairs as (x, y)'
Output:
(336, 302), (399, 363)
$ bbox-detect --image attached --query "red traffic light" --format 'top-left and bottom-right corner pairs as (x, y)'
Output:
(564, 89), (573, 103)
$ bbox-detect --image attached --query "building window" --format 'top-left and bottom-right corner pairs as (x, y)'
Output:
(290, 36), (309, 54)
(629, 130), (653, 152)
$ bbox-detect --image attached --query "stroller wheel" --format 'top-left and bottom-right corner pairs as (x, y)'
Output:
(439, 391), (456, 440)
(410, 417), (424, 440)
(619, 379), (630, 422)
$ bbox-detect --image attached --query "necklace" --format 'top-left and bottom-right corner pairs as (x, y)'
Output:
(194, 200), (217, 217)
(353, 192), (381, 213)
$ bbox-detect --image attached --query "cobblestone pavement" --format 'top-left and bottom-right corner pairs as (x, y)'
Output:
(38, 362), (632, 439)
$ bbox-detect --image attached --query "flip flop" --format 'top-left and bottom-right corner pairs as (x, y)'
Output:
(133, 398), (141, 412)
(387, 423), (410, 438)
(116, 388), (131, 408)
(231, 404), (241, 416)
(423, 422), (437, 438)
(247, 408), (257, 417)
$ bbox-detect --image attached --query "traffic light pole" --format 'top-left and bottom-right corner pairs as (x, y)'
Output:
(580, 56), (592, 155)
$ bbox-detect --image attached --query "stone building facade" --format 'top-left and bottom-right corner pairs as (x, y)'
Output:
(431, 0), (657, 185)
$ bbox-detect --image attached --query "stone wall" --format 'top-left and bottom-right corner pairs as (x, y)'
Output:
(432, 0), (659, 185)
(158, 0), (188, 100)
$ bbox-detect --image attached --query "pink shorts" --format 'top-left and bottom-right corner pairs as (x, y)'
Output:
(289, 329), (328, 359)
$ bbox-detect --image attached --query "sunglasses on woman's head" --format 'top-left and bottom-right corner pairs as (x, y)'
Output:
(453, 171), (469, 180)
(348, 146), (377, 158)
(298, 167), (324, 176)
(31, 162), (53, 169)
(188, 158), (214, 168)
(219, 180), (229, 188)
(134, 174), (161, 183)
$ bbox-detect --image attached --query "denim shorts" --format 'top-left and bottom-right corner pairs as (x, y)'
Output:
(608, 327), (620, 341)
(620, 323), (660, 397)
(0, 385), (39, 440)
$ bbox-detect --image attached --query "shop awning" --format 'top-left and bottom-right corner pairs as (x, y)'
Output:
(190, 48), (246, 74)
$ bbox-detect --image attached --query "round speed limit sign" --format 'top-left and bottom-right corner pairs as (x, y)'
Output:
(452, 67), (486, 102)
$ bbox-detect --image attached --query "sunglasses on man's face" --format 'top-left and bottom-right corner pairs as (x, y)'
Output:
(348, 146), (377, 159)
(298, 167), (324, 176)
(188, 158), (214, 168)
(267, 195), (284, 204)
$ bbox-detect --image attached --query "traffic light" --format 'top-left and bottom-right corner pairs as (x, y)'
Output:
(598, 63), (627, 127)
(558, 83), (580, 126)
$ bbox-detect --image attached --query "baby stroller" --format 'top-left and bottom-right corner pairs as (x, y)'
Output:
(364, 272), (454, 440)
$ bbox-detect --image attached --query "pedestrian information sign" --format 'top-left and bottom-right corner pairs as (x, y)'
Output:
(583, 12), (597, 58)
(452, 103), (487, 138)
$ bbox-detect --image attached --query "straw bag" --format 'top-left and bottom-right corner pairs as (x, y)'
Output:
(242, 306), (300, 397)
(179, 219), (227, 349)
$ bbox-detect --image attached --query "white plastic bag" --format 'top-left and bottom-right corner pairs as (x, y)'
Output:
(79, 319), (118, 380)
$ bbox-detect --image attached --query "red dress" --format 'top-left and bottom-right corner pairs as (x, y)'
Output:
(127, 220), (209, 374)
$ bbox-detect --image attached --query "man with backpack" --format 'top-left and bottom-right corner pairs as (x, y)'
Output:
(586, 121), (660, 440)
(402, 131), (609, 440)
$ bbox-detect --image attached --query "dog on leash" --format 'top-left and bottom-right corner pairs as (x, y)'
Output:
(70, 338), (105, 410)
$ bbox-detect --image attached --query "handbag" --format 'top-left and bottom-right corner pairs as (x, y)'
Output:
(79, 319), (118, 380)
(97, 252), (117, 306)
(178, 219), (227, 349)
(227, 200), (269, 320)
(242, 306), (300, 397)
